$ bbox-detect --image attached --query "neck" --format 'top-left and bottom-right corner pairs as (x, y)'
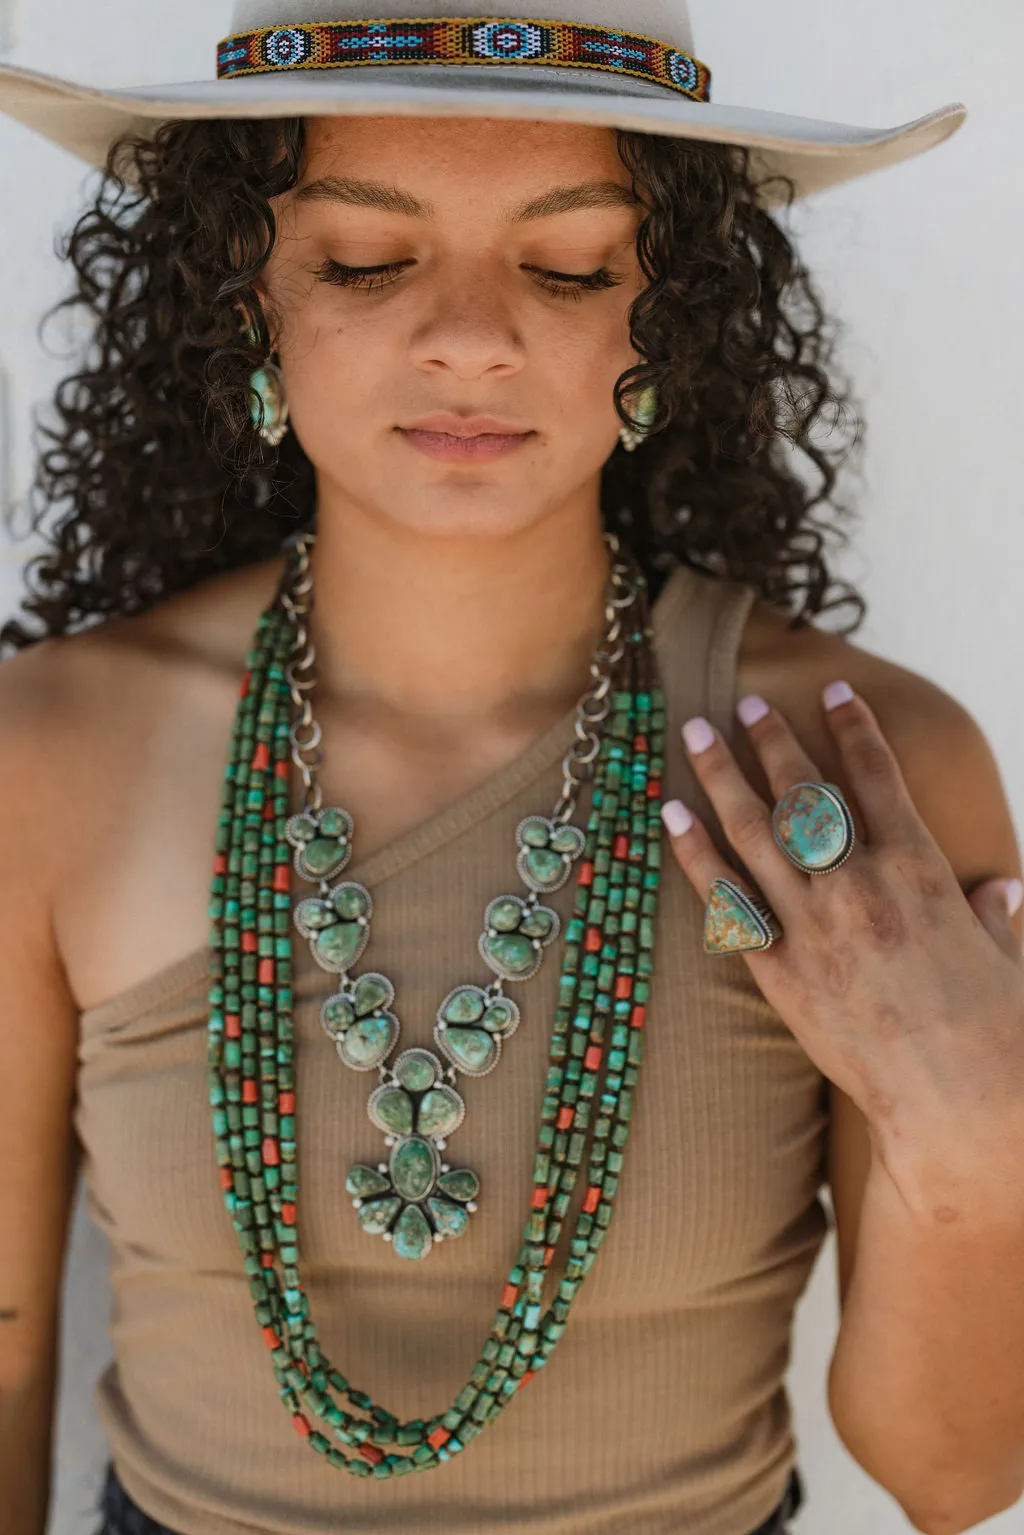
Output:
(303, 483), (613, 741)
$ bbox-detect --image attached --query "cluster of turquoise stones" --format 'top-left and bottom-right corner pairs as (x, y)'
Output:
(205, 544), (665, 1476)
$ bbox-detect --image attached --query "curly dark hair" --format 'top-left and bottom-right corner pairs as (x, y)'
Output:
(0, 115), (865, 654)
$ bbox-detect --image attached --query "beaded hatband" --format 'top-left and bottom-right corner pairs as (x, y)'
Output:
(216, 17), (712, 101)
(206, 533), (666, 1475)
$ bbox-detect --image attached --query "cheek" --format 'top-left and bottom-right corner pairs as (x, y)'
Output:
(276, 298), (398, 435)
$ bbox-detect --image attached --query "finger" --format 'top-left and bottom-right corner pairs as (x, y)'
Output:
(735, 692), (825, 801)
(662, 798), (785, 965)
(967, 878), (1024, 965)
(820, 681), (922, 844)
(679, 715), (806, 909)
(660, 797), (762, 904)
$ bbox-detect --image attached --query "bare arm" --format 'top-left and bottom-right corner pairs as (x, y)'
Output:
(0, 647), (82, 1535)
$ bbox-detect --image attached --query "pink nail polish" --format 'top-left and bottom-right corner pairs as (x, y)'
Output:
(737, 694), (770, 727)
(823, 680), (855, 711)
(662, 799), (694, 837)
(1005, 879), (1024, 918)
(682, 717), (716, 754)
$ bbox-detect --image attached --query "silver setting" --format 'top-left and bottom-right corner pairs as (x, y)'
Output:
(293, 880), (372, 974)
(392, 1047), (444, 1091)
(285, 805), (353, 881)
(477, 893), (560, 984)
(515, 815), (587, 894)
(435, 984), (521, 1043)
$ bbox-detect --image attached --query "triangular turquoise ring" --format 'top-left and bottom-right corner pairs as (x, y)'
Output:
(771, 780), (856, 875)
(703, 878), (784, 956)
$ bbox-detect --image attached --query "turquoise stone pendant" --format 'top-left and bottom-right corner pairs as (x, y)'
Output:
(320, 971), (399, 1072)
(771, 780), (856, 874)
(703, 877), (783, 955)
(478, 894), (560, 982)
(294, 881), (372, 973)
(347, 1048), (479, 1259)
(434, 982), (521, 1077)
(286, 806), (353, 882)
(515, 815), (586, 894)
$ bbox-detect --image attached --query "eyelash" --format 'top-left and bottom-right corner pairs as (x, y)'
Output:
(313, 257), (622, 300)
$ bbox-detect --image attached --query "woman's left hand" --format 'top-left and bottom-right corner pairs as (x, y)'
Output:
(662, 681), (1024, 1218)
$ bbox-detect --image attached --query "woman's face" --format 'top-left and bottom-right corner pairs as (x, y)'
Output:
(257, 114), (645, 540)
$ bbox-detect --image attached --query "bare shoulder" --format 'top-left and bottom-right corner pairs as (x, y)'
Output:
(737, 595), (1019, 884)
(0, 550), (286, 824)
(0, 551), (287, 1005)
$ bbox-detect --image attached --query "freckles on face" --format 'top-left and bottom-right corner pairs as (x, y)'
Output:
(258, 116), (646, 535)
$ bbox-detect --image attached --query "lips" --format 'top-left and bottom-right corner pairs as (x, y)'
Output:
(399, 414), (531, 438)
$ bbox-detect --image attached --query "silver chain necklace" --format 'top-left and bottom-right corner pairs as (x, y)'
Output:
(274, 527), (644, 1259)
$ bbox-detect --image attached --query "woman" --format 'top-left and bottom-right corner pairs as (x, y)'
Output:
(1, 5), (1023, 1534)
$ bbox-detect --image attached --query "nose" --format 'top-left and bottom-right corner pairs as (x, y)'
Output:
(409, 264), (526, 382)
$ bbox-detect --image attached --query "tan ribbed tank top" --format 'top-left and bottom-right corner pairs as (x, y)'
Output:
(75, 561), (830, 1535)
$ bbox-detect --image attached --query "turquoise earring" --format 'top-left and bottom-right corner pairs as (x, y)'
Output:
(244, 319), (290, 447)
(619, 384), (658, 452)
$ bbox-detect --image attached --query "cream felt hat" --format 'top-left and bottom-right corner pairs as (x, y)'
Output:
(0, 1), (966, 203)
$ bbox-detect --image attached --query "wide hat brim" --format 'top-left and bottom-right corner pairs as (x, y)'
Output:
(0, 59), (966, 205)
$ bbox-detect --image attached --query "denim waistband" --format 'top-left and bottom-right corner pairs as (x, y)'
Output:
(96, 1462), (805, 1535)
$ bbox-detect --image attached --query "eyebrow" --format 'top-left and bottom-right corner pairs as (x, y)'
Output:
(293, 176), (637, 222)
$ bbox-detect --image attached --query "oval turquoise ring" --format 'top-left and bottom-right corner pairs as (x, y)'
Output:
(771, 780), (856, 875)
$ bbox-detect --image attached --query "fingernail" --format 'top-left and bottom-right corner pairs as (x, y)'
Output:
(823, 680), (855, 711)
(682, 716), (716, 754)
(1004, 878), (1024, 917)
(737, 694), (770, 727)
(662, 799), (694, 837)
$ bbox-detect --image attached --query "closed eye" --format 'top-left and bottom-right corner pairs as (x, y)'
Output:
(314, 257), (624, 299)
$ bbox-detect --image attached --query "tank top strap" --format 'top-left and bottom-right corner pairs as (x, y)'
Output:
(653, 561), (758, 745)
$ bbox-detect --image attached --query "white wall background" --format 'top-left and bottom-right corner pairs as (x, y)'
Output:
(1, 2), (1022, 1532)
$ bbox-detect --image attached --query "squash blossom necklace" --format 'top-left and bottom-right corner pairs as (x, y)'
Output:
(206, 525), (666, 1476)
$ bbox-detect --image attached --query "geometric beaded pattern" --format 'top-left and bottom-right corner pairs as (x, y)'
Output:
(206, 541), (666, 1478)
(216, 17), (713, 101)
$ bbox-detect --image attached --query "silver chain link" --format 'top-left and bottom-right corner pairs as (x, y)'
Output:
(278, 528), (644, 822)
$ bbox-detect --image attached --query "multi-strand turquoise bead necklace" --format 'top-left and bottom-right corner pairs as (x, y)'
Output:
(206, 527), (666, 1476)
